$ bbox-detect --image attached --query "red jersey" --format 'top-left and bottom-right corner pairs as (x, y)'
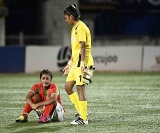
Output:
(30, 83), (62, 105)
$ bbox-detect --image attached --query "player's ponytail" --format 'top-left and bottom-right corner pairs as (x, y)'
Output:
(64, 4), (80, 20)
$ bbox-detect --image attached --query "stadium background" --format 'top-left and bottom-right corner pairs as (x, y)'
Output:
(0, 1), (160, 133)
(0, 0), (160, 73)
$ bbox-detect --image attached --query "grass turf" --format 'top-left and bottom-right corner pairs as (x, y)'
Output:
(0, 72), (160, 133)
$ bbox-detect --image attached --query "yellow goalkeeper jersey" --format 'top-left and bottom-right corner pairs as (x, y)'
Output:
(71, 20), (94, 68)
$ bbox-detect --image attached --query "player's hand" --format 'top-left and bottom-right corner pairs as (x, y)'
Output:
(36, 106), (45, 114)
(30, 103), (38, 110)
(63, 64), (71, 76)
(63, 60), (72, 76)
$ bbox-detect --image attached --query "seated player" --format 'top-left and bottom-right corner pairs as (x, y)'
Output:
(15, 69), (65, 123)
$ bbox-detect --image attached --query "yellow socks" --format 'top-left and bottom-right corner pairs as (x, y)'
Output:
(79, 101), (87, 121)
(69, 92), (80, 114)
(69, 92), (88, 121)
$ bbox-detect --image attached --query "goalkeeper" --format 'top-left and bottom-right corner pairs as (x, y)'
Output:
(63, 4), (95, 125)
(15, 69), (65, 123)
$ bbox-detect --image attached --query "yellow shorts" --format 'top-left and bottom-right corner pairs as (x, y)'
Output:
(66, 67), (84, 85)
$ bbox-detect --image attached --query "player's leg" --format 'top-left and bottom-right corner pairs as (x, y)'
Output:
(38, 103), (55, 123)
(71, 85), (88, 125)
(15, 94), (42, 122)
(65, 68), (80, 115)
(70, 68), (88, 125)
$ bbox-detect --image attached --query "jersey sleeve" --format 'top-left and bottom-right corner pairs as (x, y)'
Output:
(49, 84), (62, 104)
(48, 84), (57, 95)
(78, 26), (86, 42)
(30, 84), (40, 94)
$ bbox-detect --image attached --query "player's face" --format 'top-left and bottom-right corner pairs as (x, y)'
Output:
(40, 74), (51, 88)
(64, 14), (74, 25)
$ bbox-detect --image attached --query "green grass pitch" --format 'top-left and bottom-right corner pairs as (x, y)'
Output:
(0, 72), (160, 133)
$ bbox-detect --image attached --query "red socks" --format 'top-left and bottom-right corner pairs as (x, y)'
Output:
(43, 104), (54, 117)
(22, 99), (37, 117)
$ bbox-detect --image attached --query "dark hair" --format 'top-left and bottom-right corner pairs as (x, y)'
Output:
(39, 69), (53, 80)
(64, 4), (80, 20)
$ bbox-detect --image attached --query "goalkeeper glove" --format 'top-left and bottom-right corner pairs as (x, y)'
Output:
(83, 65), (95, 85)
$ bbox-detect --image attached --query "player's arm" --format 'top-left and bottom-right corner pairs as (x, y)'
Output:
(26, 91), (35, 106)
(63, 56), (73, 75)
(68, 57), (73, 65)
(80, 41), (86, 72)
(37, 93), (56, 106)
(31, 93), (57, 110)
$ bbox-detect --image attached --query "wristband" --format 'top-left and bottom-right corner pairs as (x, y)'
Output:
(68, 60), (72, 65)
(80, 61), (84, 67)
